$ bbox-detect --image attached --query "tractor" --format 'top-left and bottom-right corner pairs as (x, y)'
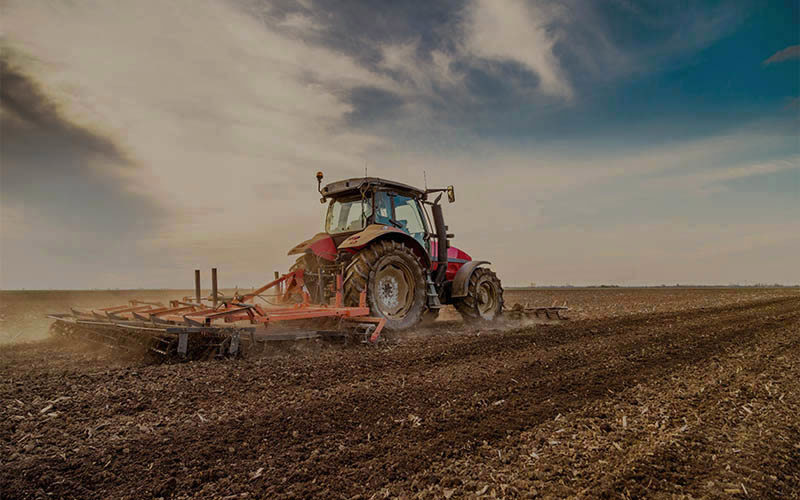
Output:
(287, 173), (504, 329)
(48, 174), (570, 360)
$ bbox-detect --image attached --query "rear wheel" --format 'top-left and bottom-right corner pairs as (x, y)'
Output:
(344, 240), (426, 330)
(454, 267), (504, 321)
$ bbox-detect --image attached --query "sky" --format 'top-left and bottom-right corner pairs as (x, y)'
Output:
(1, 0), (798, 289)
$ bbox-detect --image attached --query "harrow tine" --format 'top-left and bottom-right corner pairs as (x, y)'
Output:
(504, 304), (569, 322)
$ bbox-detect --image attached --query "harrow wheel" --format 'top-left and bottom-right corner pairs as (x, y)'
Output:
(454, 267), (504, 321)
(344, 240), (426, 330)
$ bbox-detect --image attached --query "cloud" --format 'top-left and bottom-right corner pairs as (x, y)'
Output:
(0, 0), (402, 288)
(1, 47), (167, 288)
(462, 0), (572, 99)
(278, 12), (318, 32)
(379, 40), (463, 95)
(264, 0), (577, 104)
(369, 125), (799, 284)
(344, 0), (746, 133)
(260, 0), (743, 119)
(0, 51), (132, 181)
(763, 45), (800, 65)
(650, 157), (800, 194)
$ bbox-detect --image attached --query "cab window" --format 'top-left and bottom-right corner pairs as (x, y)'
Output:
(326, 195), (373, 234)
(392, 195), (427, 250)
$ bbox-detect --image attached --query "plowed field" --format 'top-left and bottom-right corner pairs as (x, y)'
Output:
(1, 289), (799, 499)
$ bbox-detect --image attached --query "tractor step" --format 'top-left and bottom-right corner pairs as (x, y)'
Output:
(425, 274), (443, 309)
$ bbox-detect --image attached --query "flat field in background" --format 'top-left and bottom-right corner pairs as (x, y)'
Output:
(504, 286), (799, 319)
(1, 287), (799, 498)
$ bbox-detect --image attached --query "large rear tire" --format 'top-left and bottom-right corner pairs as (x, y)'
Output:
(344, 240), (426, 330)
(454, 267), (504, 321)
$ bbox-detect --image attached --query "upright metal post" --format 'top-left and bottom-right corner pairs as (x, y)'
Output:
(274, 271), (280, 294)
(335, 274), (343, 307)
(195, 269), (201, 304)
(211, 268), (218, 308)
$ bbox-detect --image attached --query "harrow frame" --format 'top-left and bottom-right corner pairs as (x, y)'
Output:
(48, 269), (386, 360)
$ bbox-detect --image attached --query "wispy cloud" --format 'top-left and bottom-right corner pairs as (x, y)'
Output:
(462, 0), (572, 99)
(654, 157), (799, 194)
(379, 40), (463, 96)
(763, 45), (800, 65)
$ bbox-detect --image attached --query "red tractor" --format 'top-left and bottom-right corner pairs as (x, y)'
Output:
(288, 173), (504, 329)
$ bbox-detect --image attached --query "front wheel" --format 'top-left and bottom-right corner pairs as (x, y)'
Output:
(454, 267), (504, 321)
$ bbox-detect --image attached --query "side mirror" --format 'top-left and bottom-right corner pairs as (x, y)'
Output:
(446, 185), (455, 203)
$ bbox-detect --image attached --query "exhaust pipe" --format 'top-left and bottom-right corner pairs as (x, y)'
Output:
(432, 202), (449, 284)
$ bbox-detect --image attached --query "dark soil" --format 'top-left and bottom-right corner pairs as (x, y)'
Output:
(1, 295), (799, 499)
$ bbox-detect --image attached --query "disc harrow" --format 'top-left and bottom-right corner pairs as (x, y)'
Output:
(48, 268), (386, 361)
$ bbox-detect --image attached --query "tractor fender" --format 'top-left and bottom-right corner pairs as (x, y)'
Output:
(287, 232), (337, 261)
(339, 224), (431, 268)
(451, 260), (491, 298)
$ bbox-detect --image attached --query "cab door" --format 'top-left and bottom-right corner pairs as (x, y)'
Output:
(391, 194), (430, 253)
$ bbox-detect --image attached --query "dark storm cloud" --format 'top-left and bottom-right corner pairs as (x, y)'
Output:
(1, 50), (164, 264)
(1, 56), (129, 181)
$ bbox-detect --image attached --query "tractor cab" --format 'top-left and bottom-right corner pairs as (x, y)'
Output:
(323, 182), (430, 251)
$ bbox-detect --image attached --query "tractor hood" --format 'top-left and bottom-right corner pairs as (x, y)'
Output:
(287, 232), (337, 261)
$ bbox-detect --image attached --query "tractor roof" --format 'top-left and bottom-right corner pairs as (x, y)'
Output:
(321, 177), (425, 198)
